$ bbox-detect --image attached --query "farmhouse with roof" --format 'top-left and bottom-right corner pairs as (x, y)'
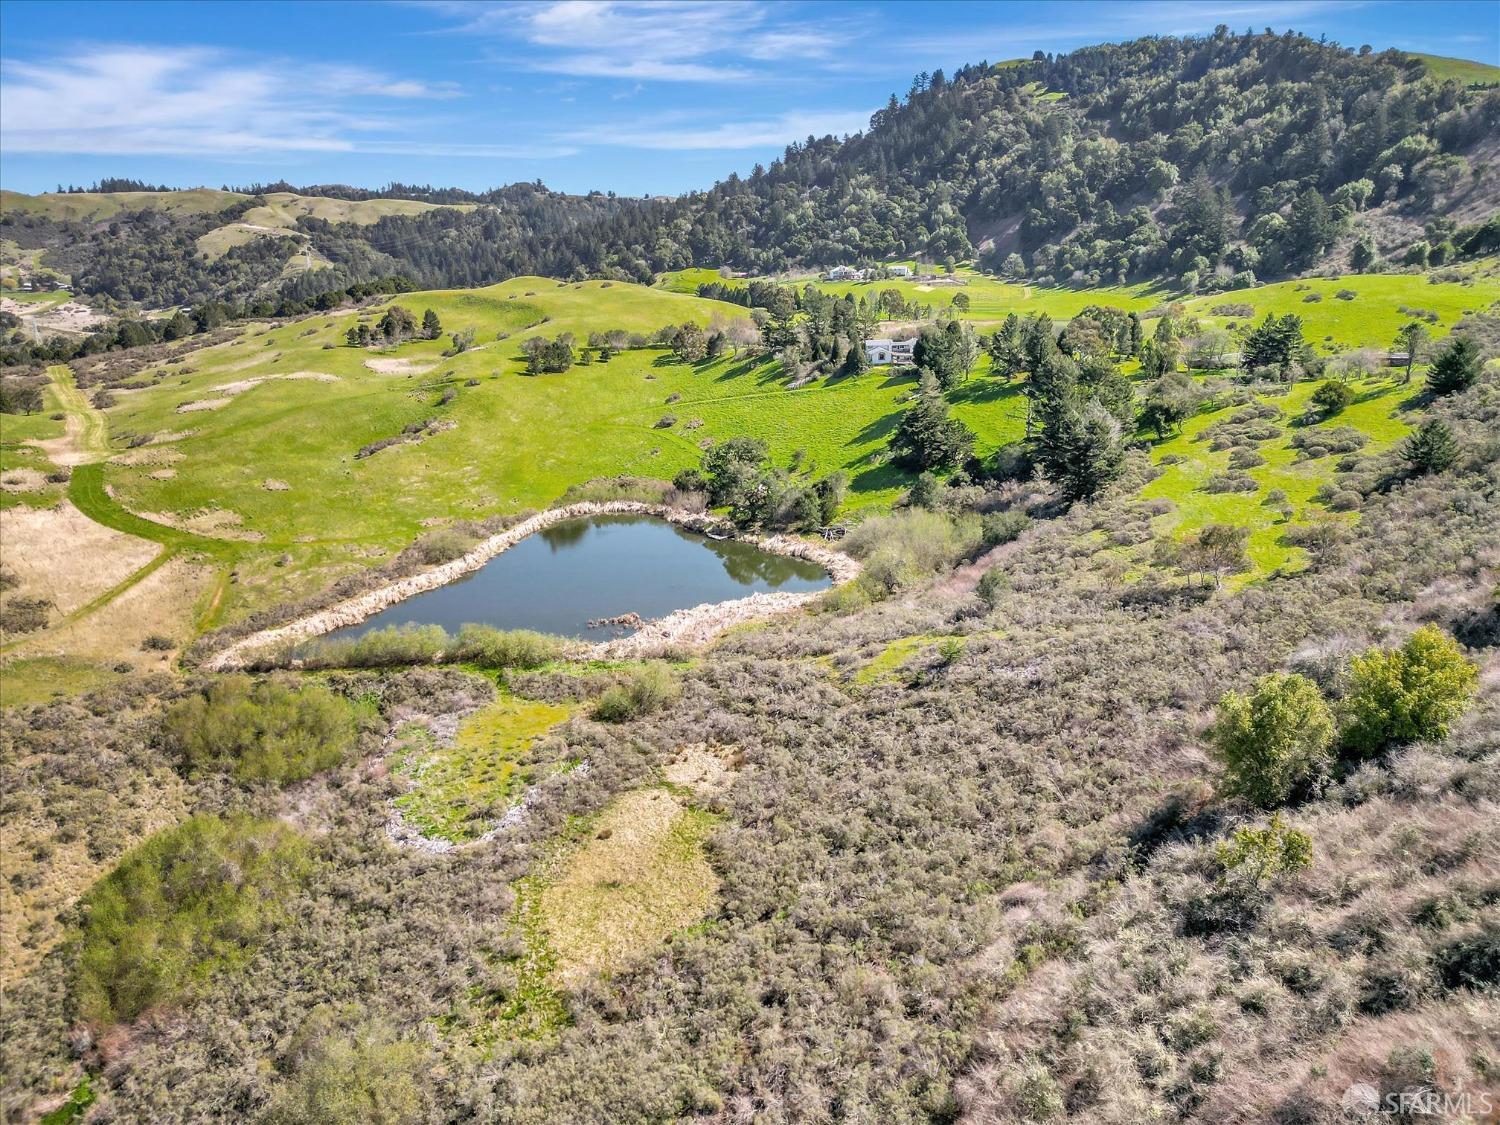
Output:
(865, 337), (917, 365)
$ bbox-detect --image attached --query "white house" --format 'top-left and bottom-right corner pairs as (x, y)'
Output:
(826, 266), (863, 282)
(888, 265), (913, 278)
(865, 338), (918, 365)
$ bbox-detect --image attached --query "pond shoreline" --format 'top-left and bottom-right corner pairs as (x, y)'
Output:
(202, 501), (859, 670)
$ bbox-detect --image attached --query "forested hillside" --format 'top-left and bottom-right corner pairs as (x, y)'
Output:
(4, 31), (1496, 308)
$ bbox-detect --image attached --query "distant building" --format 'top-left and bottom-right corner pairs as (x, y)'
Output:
(888, 265), (913, 278)
(865, 337), (918, 365)
(826, 266), (863, 282)
(1386, 351), (1410, 367)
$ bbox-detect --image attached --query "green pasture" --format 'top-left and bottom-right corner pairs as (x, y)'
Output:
(659, 264), (1163, 323)
(1140, 375), (1415, 581)
(1412, 53), (1500, 87)
(1181, 268), (1500, 352)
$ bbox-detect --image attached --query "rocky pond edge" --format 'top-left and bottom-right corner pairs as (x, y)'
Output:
(202, 500), (861, 671)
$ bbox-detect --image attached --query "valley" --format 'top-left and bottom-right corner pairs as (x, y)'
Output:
(1, 18), (1498, 1125)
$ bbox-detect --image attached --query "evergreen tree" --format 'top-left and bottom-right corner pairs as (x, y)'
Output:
(1400, 418), (1459, 474)
(889, 373), (975, 470)
(1426, 336), (1481, 396)
(421, 309), (442, 340)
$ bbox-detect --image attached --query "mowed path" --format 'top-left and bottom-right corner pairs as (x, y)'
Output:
(4, 367), (238, 657)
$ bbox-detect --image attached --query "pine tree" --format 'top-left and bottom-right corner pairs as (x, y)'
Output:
(421, 309), (442, 340)
(1426, 336), (1481, 396)
(1401, 419), (1459, 474)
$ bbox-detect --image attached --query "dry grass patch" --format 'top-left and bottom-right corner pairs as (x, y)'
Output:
(140, 506), (262, 540)
(0, 469), (48, 493)
(22, 556), (213, 665)
(0, 501), (159, 614)
(363, 357), (436, 376)
(663, 743), (741, 798)
(539, 788), (719, 988)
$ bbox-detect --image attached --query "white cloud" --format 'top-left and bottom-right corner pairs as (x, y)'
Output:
(0, 44), (552, 159)
(431, 0), (853, 82)
(566, 108), (873, 150)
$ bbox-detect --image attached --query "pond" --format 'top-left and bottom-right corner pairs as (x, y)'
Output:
(325, 514), (833, 642)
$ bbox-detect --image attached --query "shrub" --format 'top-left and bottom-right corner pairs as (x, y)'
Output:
(296, 624), (448, 669)
(844, 509), (982, 595)
(75, 815), (309, 1025)
(1434, 923), (1500, 992)
(265, 1008), (431, 1125)
(449, 625), (561, 669)
(0, 596), (52, 634)
(1215, 813), (1314, 884)
(1342, 626), (1479, 757)
(141, 634), (175, 652)
(592, 664), (681, 723)
(981, 510), (1032, 546)
(1211, 673), (1335, 806)
(1202, 473), (1259, 493)
(1311, 379), (1354, 416)
(976, 567), (1008, 607)
(163, 676), (359, 785)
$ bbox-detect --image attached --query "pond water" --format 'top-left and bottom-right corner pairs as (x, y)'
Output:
(325, 514), (832, 642)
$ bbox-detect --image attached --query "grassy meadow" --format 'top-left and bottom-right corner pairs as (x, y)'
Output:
(2, 261), (1492, 671)
(660, 264), (1164, 323)
(98, 276), (1022, 622)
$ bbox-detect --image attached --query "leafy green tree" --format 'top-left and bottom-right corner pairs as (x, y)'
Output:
(889, 373), (974, 470)
(1426, 336), (1482, 396)
(1342, 627), (1479, 756)
(1211, 673), (1335, 807)
(421, 308), (442, 340)
(1400, 418), (1459, 475)
(1139, 371), (1204, 438)
(1215, 814), (1314, 885)
(1392, 321), (1430, 383)
(671, 322), (708, 363)
(1286, 187), (1337, 262)
(1311, 379), (1354, 416)
(986, 314), (1025, 380)
(702, 436), (770, 505)
(914, 321), (977, 389)
(1241, 313), (1308, 374)
(1176, 523), (1251, 588)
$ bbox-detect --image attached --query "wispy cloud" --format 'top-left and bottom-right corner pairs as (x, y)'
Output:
(565, 108), (873, 150)
(428, 0), (853, 82)
(0, 44), (564, 159)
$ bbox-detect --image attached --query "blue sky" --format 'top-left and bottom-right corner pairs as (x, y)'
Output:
(1, 0), (1496, 196)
